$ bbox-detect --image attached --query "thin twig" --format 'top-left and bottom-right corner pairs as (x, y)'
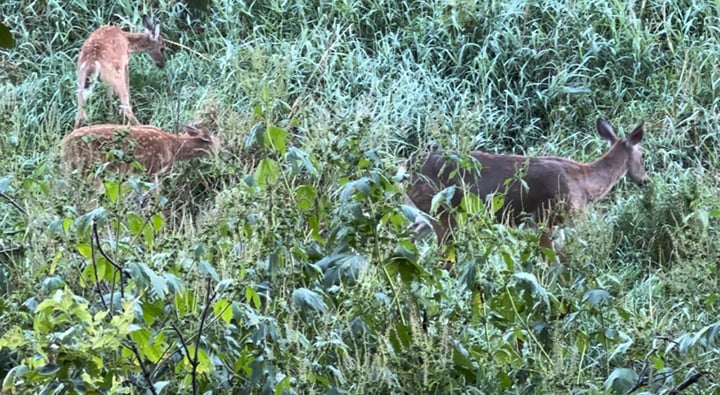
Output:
(124, 340), (159, 395)
(168, 277), (216, 395)
(170, 322), (192, 366)
(165, 39), (211, 62)
(89, 223), (109, 312)
(91, 221), (156, 394)
(193, 277), (216, 395)
(668, 370), (706, 394)
(92, 220), (125, 298)
(0, 191), (27, 216)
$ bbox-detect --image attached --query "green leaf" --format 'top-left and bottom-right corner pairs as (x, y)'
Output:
(199, 260), (219, 281)
(254, 158), (280, 188)
(581, 289), (612, 309)
(604, 368), (637, 394)
(103, 180), (120, 204)
(143, 224), (154, 249)
(0, 177), (10, 193)
(246, 287), (262, 309)
(291, 288), (327, 314)
(0, 22), (13, 49)
(151, 213), (165, 231)
(131, 329), (163, 362)
(214, 299), (233, 325)
(489, 193), (505, 214)
(431, 186), (456, 214)
(287, 147), (318, 176)
(339, 177), (371, 201)
(295, 185), (317, 210)
(127, 212), (144, 236)
(77, 243), (92, 258)
(2, 365), (28, 391)
(316, 253), (368, 287)
(75, 207), (107, 239)
(266, 125), (289, 153)
(460, 191), (482, 214)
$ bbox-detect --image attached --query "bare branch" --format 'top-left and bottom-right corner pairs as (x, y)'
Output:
(0, 191), (27, 216)
(668, 371), (707, 395)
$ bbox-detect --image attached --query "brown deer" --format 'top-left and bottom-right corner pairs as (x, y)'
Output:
(75, 15), (166, 128)
(405, 118), (649, 257)
(60, 124), (222, 188)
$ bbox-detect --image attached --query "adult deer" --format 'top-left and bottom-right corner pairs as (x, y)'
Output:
(60, 124), (222, 189)
(405, 118), (648, 257)
(75, 15), (166, 128)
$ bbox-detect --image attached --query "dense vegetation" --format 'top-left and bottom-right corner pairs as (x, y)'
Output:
(2, 0), (720, 393)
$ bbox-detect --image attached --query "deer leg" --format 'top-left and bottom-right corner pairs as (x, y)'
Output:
(75, 88), (87, 129)
(118, 65), (139, 125)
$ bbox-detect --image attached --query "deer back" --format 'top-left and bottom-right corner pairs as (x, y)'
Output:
(61, 124), (220, 177)
(408, 151), (580, 225)
(77, 15), (165, 71)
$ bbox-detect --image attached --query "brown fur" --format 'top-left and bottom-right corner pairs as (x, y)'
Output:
(60, 124), (222, 186)
(75, 15), (166, 128)
(406, 118), (648, 255)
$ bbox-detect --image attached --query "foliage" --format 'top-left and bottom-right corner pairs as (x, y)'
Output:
(2, 0), (720, 393)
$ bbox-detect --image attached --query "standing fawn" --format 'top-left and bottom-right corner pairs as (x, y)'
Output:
(60, 124), (222, 190)
(75, 15), (166, 128)
(405, 118), (649, 258)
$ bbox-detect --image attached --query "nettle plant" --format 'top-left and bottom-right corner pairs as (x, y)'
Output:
(0, 176), (239, 393)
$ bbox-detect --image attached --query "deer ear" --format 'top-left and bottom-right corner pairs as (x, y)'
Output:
(153, 23), (161, 40)
(596, 118), (619, 144)
(183, 124), (200, 136)
(142, 15), (160, 39)
(627, 122), (645, 146)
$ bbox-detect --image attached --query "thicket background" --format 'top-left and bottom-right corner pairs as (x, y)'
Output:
(2, 0), (720, 393)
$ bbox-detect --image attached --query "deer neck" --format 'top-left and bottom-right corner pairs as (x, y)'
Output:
(125, 33), (151, 53)
(171, 136), (210, 160)
(582, 144), (629, 204)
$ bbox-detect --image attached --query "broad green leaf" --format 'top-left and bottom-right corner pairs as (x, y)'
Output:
(63, 217), (73, 234)
(151, 213), (165, 231)
(316, 253), (368, 287)
(489, 193), (505, 214)
(266, 125), (289, 153)
(127, 213), (144, 236)
(77, 243), (92, 258)
(103, 180), (120, 204)
(246, 287), (262, 309)
(199, 260), (219, 281)
(143, 224), (154, 249)
(295, 185), (317, 211)
(274, 375), (292, 395)
(339, 177), (371, 201)
(0, 176), (10, 193)
(214, 299), (233, 325)
(291, 288), (327, 314)
(581, 289), (612, 308)
(2, 365), (28, 392)
(431, 186), (456, 214)
(254, 158), (280, 188)
(0, 327), (26, 349)
(287, 147), (318, 176)
(75, 207), (107, 239)
(604, 368), (637, 394)
(131, 329), (163, 362)
(215, 279), (233, 294)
